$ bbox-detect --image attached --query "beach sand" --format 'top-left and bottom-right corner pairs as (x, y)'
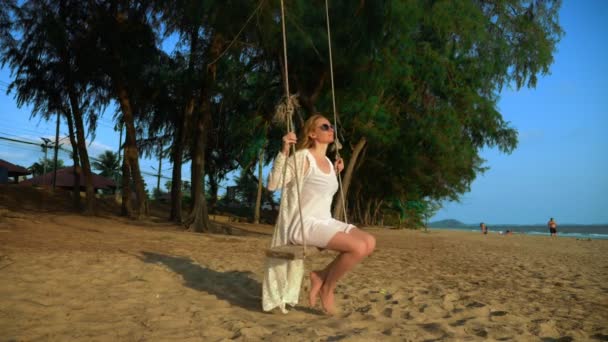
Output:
(1, 193), (607, 341)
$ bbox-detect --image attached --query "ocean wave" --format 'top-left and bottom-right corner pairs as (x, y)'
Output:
(433, 227), (608, 240)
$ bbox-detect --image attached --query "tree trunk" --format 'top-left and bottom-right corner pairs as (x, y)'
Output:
(171, 29), (199, 222)
(68, 92), (95, 214)
(254, 148), (264, 224)
(169, 111), (187, 222)
(115, 81), (147, 218)
(354, 189), (363, 224)
(120, 152), (132, 217)
(333, 137), (367, 220)
(169, 166), (182, 221)
(364, 200), (372, 226)
(56, 6), (84, 211)
(207, 167), (218, 214)
(188, 32), (224, 232)
(373, 199), (384, 226)
(170, 97), (195, 222)
(188, 102), (211, 232)
(64, 108), (81, 211)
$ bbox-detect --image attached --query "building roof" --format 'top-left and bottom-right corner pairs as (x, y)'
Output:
(0, 159), (31, 177)
(20, 166), (116, 190)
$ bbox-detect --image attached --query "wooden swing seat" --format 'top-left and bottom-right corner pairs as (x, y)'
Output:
(265, 245), (323, 260)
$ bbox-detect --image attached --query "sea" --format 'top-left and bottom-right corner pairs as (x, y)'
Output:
(433, 224), (608, 240)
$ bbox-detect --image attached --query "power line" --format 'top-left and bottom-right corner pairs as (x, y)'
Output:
(0, 142), (44, 154)
(0, 135), (42, 147)
(0, 123), (54, 137)
(1, 134), (185, 185)
(0, 131), (44, 143)
(0, 139), (43, 149)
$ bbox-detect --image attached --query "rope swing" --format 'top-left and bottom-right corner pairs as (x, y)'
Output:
(265, 0), (348, 260)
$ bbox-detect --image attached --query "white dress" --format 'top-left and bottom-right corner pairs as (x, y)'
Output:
(294, 150), (354, 247)
(262, 149), (353, 313)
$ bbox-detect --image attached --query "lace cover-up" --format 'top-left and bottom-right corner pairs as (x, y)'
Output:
(262, 149), (310, 313)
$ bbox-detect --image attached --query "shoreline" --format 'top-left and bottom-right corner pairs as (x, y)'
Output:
(430, 226), (608, 240)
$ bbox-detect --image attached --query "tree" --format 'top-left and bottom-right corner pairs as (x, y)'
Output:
(1, 0), (103, 213)
(354, 0), (563, 218)
(92, 150), (120, 181)
(81, 0), (164, 218)
(234, 170), (258, 207)
(29, 158), (65, 177)
(1, 0), (563, 230)
(157, 0), (266, 232)
(261, 0), (563, 224)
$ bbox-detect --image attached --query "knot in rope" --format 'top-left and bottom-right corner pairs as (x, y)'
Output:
(273, 94), (300, 127)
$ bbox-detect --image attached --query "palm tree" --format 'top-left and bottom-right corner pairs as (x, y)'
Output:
(30, 158), (65, 177)
(92, 151), (120, 181)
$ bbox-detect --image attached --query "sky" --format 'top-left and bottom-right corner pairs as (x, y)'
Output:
(0, 1), (606, 225)
(432, 0), (608, 225)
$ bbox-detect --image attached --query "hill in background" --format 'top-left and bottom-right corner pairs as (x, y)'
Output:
(428, 219), (469, 228)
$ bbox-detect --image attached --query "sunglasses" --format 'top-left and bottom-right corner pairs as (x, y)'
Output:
(318, 123), (334, 131)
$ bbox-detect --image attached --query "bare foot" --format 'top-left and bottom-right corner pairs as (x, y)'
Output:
(309, 271), (324, 307)
(319, 285), (336, 315)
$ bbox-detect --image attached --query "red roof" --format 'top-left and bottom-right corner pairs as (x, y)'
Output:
(0, 159), (31, 176)
(20, 166), (116, 190)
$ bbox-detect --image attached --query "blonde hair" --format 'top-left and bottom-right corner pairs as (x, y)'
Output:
(296, 113), (327, 150)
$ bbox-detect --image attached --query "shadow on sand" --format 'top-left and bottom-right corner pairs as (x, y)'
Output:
(139, 251), (262, 312)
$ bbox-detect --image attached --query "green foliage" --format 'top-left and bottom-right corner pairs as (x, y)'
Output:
(164, 180), (191, 194)
(234, 170), (258, 205)
(325, 0), (563, 223)
(0, 0), (563, 225)
(92, 150), (120, 180)
(29, 158), (65, 177)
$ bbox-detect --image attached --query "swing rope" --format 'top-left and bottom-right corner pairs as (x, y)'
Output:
(270, 0), (348, 259)
(324, 0), (348, 224)
(279, 0), (309, 256)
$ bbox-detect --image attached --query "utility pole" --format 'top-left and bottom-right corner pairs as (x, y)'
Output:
(116, 122), (123, 195)
(156, 140), (162, 195)
(52, 112), (60, 190)
(41, 137), (53, 185)
(254, 148), (264, 224)
(117, 123), (123, 165)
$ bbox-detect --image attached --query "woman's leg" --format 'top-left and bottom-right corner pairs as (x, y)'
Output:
(309, 268), (329, 307)
(314, 229), (376, 313)
(346, 228), (376, 256)
(309, 228), (374, 306)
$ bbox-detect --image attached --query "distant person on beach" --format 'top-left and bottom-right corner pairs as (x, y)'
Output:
(480, 222), (488, 235)
(263, 114), (376, 315)
(548, 218), (558, 237)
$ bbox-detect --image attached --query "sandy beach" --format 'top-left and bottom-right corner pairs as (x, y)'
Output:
(1, 190), (607, 341)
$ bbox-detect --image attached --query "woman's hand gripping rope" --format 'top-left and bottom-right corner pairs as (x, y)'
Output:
(334, 158), (344, 173)
(281, 132), (297, 155)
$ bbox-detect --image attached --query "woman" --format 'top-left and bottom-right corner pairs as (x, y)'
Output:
(262, 114), (375, 315)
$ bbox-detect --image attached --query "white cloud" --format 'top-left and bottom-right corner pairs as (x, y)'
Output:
(87, 141), (115, 158)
